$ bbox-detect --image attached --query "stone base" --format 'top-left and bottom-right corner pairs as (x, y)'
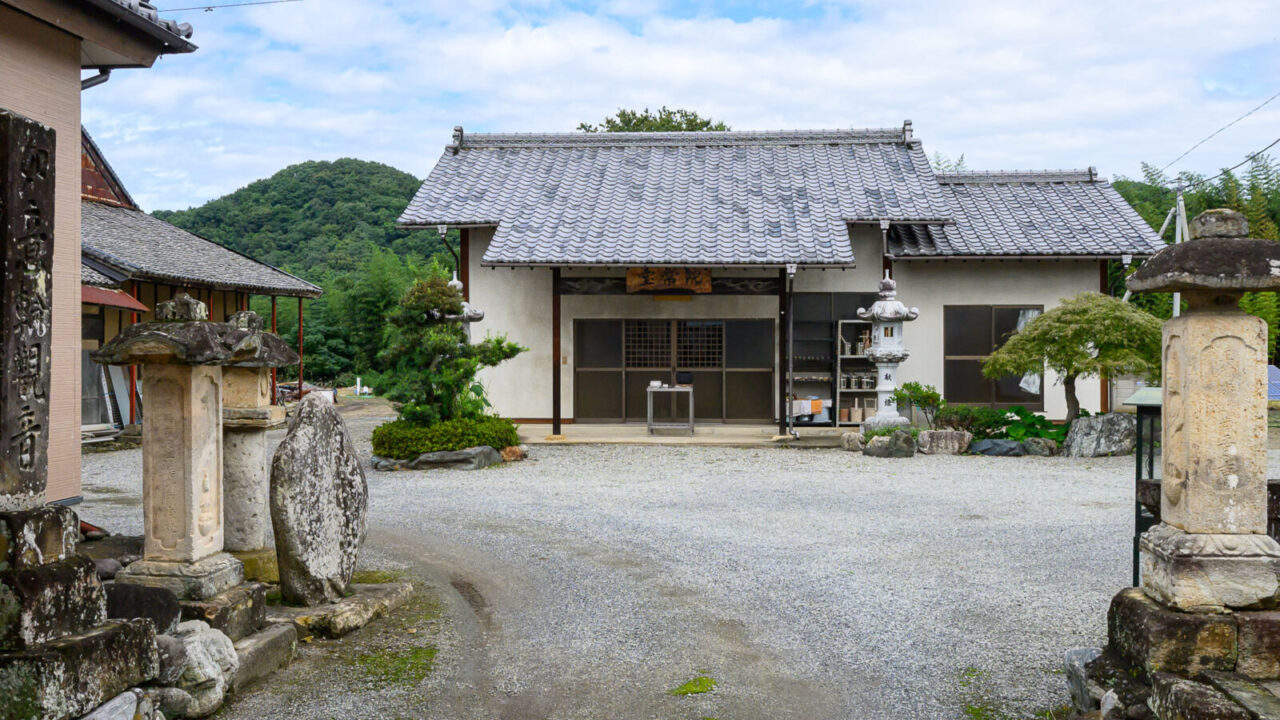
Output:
(1149, 672), (1254, 720)
(231, 623), (296, 693)
(1141, 524), (1280, 612)
(229, 548), (277, 583)
(223, 405), (286, 429)
(115, 553), (244, 601)
(0, 506), (78, 571)
(0, 555), (107, 651)
(861, 414), (909, 431)
(265, 582), (413, 639)
(0, 618), (157, 720)
(180, 582), (266, 642)
(1107, 587), (1237, 676)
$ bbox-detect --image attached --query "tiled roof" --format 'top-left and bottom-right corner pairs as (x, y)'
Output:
(81, 201), (322, 297)
(81, 262), (117, 287)
(887, 169), (1164, 257)
(85, 0), (196, 47)
(399, 124), (952, 267)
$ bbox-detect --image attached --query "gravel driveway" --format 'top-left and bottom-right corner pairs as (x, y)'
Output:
(80, 416), (1257, 720)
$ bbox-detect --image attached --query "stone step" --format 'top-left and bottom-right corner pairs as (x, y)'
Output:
(0, 618), (157, 720)
(266, 582), (413, 639)
(180, 582), (266, 642)
(0, 555), (107, 651)
(104, 582), (181, 636)
(231, 622), (296, 693)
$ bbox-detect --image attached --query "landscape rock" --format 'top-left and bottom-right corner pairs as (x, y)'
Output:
(156, 634), (188, 684)
(1148, 672), (1250, 720)
(1064, 646), (1103, 712)
(79, 690), (137, 720)
(265, 582), (413, 639)
(105, 581), (182, 635)
(94, 558), (123, 580)
(969, 439), (1025, 456)
(1108, 587), (1237, 676)
(501, 446), (526, 462)
(862, 430), (916, 458)
(270, 394), (368, 606)
(231, 622), (296, 692)
(917, 430), (971, 455)
(839, 432), (865, 452)
(408, 446), (503, 471)
(0, 554), (107, 650)
(172, 620), (239, 718)
(179, 582), (266, 642)
(1062, 413), (1136, 457)
(1022, 437), (1058, 456)
(144, 687), (196, 718)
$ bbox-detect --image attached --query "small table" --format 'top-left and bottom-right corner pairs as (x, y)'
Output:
(646, 385), (694, 435)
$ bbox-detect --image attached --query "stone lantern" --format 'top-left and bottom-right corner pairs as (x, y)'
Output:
(92, 294), (244, 599)
(221, 310), (298, 581)
(857, 272), (919, 431)
(1071, 210), (1280, 718)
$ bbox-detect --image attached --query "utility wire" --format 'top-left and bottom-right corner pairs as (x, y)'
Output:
(1160, 88), (1280, 173)
(165, 0), (301, 12)
(1179, 136), (1280, 192)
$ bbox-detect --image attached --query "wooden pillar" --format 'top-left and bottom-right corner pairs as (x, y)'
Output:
(297, 297), (304, 394)
(129, 280), (139, 425)
(460, 228), (470, 302)
(270, 296), (278, 405)
(551, 268), (561, 434)
(777, 268), (787, 435)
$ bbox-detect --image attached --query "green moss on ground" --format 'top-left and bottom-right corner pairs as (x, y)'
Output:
(354, 645), (438, 686)
(669, 676), (717, 696)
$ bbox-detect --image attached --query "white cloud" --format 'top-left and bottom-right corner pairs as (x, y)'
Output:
(81, 0), (1280, 210)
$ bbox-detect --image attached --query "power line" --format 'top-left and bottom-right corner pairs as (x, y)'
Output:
(1160, 88), (1280, 173)
(1179, 136), (1280, 191)
(164, 0), (301, 12)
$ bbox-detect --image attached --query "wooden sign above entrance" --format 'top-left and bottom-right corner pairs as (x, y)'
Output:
(625, 268), (712, 294)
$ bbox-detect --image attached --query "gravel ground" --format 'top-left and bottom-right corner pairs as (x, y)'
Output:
(77, 419), (1280, 720)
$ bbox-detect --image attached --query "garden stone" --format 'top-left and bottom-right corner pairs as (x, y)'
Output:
(969, 439), (1025, 456)
(172, 620), (238, 718)
(1061, 413), (1136, 457)
(270, 394), (368, 606)
(95, 557), (123, 580)
(79, 690), (137, 720)
(862, 430), (915, 458)
(917, 430), (970, 455)
(839, 432), (865, 452)
(156, 634), (188, 685)
(501, 446), (526, 462)
(1022, 437), (1058, 456)
(408, 446), (503, 471)
(104, 581), (182, 635)
(1148, 673), (1251, 720)
(1064, 647), (1103, 712)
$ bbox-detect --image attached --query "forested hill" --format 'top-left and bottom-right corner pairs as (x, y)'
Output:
(152, 158), (452, 383)
(153, 158), (446, 276)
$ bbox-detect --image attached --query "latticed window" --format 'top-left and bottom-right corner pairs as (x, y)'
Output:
(624, 320), (670, 368)
(676, 321), (724, 368)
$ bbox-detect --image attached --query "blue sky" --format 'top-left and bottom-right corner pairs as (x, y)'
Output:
(82, 0), (1280, 211)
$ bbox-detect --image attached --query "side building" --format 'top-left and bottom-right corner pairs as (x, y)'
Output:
(77, 128), (321, 493)
(399, 123), (1163, 431)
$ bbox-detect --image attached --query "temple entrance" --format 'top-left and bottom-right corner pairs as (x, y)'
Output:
(572, 319), (774, 423)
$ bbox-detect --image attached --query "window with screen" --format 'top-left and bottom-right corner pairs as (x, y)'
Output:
(943, 305), (1043, 409)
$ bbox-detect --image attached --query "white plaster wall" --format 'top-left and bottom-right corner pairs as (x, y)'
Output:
(893, 258), (1104, 420)
(469, 224), (1106, 422)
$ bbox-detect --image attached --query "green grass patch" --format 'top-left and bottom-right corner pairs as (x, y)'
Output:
(351, 569), (406, 584)
(669, 676), (717, 696)
(354, 645), (438, 686)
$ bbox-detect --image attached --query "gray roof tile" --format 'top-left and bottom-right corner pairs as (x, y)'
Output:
(400, 126), (951, 266)
(80, 262), (116, 287)
(888, 170), (1164, 257)
(81, 201), (321, 297)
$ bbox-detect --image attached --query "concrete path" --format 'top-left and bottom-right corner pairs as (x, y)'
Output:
(80, 410), (1270, 719)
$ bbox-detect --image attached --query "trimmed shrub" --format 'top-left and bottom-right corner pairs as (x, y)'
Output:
(862, 425), (921, 441)
(934, 404), (1009, 440)
(371, 417), (520, 459)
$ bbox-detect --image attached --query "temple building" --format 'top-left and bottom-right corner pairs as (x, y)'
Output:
(399, 123), (1164, 432)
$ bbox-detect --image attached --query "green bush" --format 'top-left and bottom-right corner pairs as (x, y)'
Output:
(934, 404), (1010, 440)
(371, 417), (520, 459)
(891, 382), (944, 428)
(1003, 406), (1069, 443)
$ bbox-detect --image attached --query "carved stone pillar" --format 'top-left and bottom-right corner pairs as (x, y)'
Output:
(221, 310), (296, 581)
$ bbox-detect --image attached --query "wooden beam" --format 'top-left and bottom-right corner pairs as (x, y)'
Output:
(778, 268), (787, 435)
(552, 268), (562, 435)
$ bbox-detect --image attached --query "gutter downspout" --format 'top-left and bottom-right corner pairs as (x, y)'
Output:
(81, 70), (111, 90)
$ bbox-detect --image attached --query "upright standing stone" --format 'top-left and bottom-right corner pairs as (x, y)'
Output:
(270, 394), (368, 606)
(0, 111), (54, 512)
(857, 272), (920, 431)
(1128, 209), (1280, 612)
(92, 295), (243, 599)
(220, 311), (297, 582)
